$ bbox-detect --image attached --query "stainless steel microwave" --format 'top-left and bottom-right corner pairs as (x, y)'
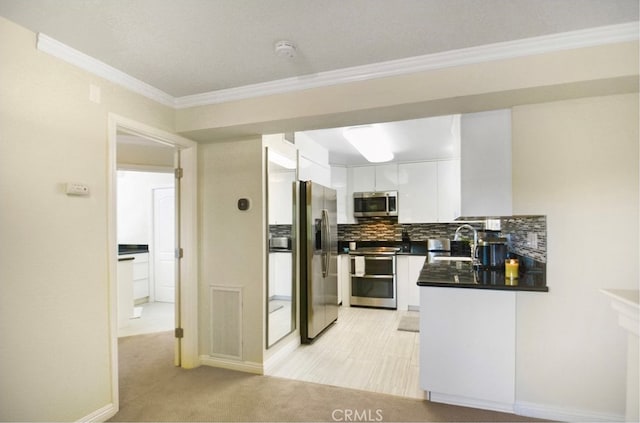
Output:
(353, 191), (398, 217)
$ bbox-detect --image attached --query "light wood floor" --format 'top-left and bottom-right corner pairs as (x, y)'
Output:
(267, 306), (425, 399)
(118, 301), (175, 338)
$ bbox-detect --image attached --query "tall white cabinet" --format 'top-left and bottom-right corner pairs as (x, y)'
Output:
(398, 162), (438, 223)
(460, 109), (512, 217)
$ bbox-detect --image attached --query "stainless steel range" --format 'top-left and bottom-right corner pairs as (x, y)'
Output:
(349, 247), (399, 309)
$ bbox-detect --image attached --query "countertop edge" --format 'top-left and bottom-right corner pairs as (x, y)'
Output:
(417, 281), (549, 292)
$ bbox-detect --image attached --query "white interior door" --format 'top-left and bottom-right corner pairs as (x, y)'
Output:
(153, 187), (175, 303)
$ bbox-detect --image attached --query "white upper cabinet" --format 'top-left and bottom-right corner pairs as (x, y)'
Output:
(374, 164), (399, 191)
(437, 159), (461, 222)
(460, 109), (512, 217)
(398, 161), (438, 223)
(268, 169), (295, 224)
(350, 166), (375, 192)
(350, 164), (398, 192)
(331, 166), (352, 224)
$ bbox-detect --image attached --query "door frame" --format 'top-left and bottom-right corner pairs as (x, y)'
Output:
(107, 114), (199, 411)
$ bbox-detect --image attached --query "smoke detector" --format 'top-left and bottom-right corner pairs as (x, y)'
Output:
(274, 40), (297, 59)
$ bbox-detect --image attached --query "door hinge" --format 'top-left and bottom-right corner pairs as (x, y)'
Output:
(174, 327), (184, 338)
(175, 247), (184, 259)
(174, 167), (183, 179)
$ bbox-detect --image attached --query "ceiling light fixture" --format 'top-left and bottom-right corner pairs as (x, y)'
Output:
(274, 40), (297, 59)
(343, 126), (394, 163)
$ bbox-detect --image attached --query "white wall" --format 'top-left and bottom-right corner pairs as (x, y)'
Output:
(117, 170), (174, 244)
(0, 16), (174, 421)
(512, 94), (639, 421)
(198, 138), (266, 368)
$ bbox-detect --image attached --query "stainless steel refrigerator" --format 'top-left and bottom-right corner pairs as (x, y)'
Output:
(299, 180), (338, 344)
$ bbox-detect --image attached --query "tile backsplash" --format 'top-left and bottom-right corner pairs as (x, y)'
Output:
(339, 216), (547, 262)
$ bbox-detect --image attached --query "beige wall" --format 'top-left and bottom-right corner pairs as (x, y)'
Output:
(512, 94), (639, 420)
(198, 138), (266, 366)
(0, 17), (174, 421)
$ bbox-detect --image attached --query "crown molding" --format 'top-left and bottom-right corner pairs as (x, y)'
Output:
(36, 33), (175, 107)
(174, 21), (639, 108)
(37, 22), (639, 110)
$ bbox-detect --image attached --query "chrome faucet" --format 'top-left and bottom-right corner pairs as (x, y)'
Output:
(454, 224), (478, 261)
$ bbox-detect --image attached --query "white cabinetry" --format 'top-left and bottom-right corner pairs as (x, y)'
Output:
(460, 109), (512, 217)
(398, 162), (437, 223)
(268, 170), (295, 224)
(437, 159), (461, 222)
(420, 287), (516, 412)
(268, 252), (292, 299)
(350, 164), (398, 192)
(331, 166), (352, 224)
(397, 255), (426, 311)
(407, 256), (426, 309)
(120, 252), (150, 302)
(337, 254), (351, 306)
(374, 164), (399, 191)
(117, 258), (134, 328)
(350, 166), (375, 192)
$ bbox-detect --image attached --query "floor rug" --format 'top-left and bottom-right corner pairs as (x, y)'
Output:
(397, 314), (419, 332)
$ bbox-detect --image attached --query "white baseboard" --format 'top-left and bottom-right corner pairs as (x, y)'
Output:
(76, 403), (117, 422)
(263, 335), (300, 374)
(514, 401), (625, 422)
(200, 355), (263, 375)
(428, 392), (514, 414)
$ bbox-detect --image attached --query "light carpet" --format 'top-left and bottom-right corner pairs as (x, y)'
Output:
(110, 330), (545, 422)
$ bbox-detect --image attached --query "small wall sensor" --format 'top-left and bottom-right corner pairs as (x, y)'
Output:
(66, 182), (90, 196)
(237, 198), (250, 211)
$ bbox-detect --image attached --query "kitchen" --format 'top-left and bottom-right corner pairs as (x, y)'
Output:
(1, 5), (637, 422)
(264, 109), (548, 407)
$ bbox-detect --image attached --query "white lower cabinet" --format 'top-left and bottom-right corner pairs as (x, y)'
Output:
(419, 287), (516, 412)
(396, 255), (426, 311)
(117, 258), (134, 328)
(120, 252), (150, 302)
(268, 252), (292, 299)
(338, 254), (351, 306)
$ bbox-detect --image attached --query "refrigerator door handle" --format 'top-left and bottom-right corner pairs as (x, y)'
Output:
(321, 209), (329, 278)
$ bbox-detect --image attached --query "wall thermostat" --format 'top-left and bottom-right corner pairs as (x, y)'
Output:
(237, 198), (250, 211)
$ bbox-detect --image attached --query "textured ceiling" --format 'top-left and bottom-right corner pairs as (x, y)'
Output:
(0, 0), (637, 97)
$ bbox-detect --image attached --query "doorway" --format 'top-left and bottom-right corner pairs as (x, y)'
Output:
(116, 169), (176, 337)
(107, 114), (198, 414)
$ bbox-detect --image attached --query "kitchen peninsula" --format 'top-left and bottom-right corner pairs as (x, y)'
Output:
(416, 257), (548, 413)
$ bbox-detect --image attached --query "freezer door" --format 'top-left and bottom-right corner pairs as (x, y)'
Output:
(306, 182), (327, 339)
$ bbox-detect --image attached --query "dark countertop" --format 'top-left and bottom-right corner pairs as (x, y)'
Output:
(417, 254), (548, 292)
(118, 244), (149, 255)
(338, 240), (427, 255)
